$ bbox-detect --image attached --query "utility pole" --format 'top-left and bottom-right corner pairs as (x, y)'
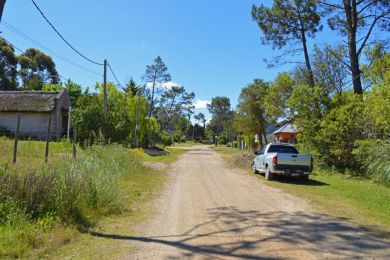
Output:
(102, 59), (107, 145)
(0, 0), (6, 22)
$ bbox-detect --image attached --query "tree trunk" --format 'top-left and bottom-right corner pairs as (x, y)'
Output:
(148, 71), (157, 117)
(0, 0), (6, 22)
(344, 0), (363, 94)
(298, 12), (315, 88)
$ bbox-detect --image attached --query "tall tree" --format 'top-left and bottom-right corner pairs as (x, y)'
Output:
(264, 73), (295, 123)
(320, 0), (390, 94)
(252, 0), (322, 88)
(0, 38), (18, 90)
(18, 48), (59, 90)
(64, 79), (82, 106)
(194, 112), (207, 135)
(156, 86), (195, 131)
(123, 77), (139, 96)
(143, 56), (171, 117)
(236, 79), (269, 146)
(207, 96), (232, 137)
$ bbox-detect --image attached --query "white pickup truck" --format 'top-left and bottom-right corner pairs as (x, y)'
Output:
(252, 143), (313, 181)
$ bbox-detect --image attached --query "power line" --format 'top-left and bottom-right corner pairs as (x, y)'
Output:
(1, 20), (103, 76)
(30, 0), (104, 66)
(2, 37), (69, 81)
(107, 62), (123, 88)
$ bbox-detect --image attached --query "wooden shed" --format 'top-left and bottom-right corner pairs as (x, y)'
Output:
(0, 89), (71, 141)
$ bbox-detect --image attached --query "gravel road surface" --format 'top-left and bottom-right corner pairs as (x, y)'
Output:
(119, 146), (390, 259)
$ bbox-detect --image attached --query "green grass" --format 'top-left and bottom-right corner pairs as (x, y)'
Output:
(212, 145), (243, 159)
(0, 138), (166, 258)
(213, 145), (390, 236)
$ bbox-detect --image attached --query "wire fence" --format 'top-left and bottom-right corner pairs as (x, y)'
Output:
(0, 113), (77, 165)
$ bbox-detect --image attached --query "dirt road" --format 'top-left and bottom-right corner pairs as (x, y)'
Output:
(118, 146), (390, 259)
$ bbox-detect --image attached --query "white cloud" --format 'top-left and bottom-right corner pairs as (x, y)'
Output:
(194, 99), (210, 109)
(146, 81), (181, 90)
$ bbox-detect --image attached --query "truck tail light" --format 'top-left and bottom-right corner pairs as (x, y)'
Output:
(272, 156), (278, 165)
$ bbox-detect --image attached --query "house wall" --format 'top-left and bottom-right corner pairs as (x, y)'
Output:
(275, 132), (299, 144)
(0, 112), (58, 140)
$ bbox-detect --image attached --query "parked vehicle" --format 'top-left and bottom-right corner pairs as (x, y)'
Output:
(252, 143), (313, 181)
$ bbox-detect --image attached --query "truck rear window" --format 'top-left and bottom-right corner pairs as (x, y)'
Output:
(268, 145), (299, 154)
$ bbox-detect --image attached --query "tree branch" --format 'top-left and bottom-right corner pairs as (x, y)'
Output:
(318, 1), (343, 10)
(357, 11), (390, 57)
(326, 46), (352, 70)
(357, 0), (380, 15)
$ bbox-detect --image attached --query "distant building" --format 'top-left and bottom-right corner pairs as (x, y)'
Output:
(272, 123), (301, 144)
(0, 89), (71, 141)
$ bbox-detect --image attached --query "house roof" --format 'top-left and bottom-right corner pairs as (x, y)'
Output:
(0, 89), (66, 112)
(272, 123), (301, 134)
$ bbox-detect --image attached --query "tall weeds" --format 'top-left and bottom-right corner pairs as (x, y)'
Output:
(0, 145), (147, 226)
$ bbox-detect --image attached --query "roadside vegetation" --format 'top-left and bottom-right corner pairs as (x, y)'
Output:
(213, 145), (390, 236)
(204, 0), (390, 186)
(0, 138), (165, 258)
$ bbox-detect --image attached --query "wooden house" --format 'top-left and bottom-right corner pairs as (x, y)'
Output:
(0, 89), (71, 141)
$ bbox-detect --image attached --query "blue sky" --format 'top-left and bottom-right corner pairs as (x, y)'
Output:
(2, 0), (342, 119)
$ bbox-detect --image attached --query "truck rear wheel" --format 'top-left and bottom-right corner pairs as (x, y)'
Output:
(265, 167), (273, 180)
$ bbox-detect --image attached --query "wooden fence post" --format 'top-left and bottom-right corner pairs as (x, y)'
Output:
(67, 106), (72, 140)
(45, 117), (51, 163)
(72, 128), (77, 159)
(12, 113), (20, 163)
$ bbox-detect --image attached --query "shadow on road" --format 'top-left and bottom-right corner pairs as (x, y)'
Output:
(89, 207), (390, 259)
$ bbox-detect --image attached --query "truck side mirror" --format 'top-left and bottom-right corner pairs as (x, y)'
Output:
(254, 151), (259, 155)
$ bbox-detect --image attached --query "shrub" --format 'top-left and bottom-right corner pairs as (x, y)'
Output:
(366, 141), (390, 184)
(218, 138), (227, 145)
(293, 91), (366, 172)
(159, 131), (173, 147)
(352, 140), (377, 174)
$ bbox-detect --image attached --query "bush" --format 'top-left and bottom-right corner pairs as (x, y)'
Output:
(159, 131), (173, 147)
(352, 140), (377, 174)
(365, 141), (390, 184)
(218, 138), (227, 145)
(232, 151), (255, 168)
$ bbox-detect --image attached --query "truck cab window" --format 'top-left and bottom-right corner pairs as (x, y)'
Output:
(267, 145), (299, 154)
